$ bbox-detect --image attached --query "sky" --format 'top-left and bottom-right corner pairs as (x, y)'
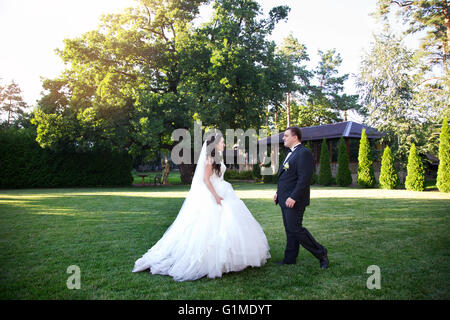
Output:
(0, 0), (405, 121)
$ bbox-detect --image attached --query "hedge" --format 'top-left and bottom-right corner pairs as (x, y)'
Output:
(0, 128), (133, 188)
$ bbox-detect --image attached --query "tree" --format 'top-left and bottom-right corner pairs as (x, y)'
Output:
(357, 129), (376, 188)
(181, 0), (291, 132)
(405, 143), (425, 191)
(277, 47), (363, 130)
(0, 80), (27, 125)
(318, 138), (332, 185)
(379, 145), (399, 189)
(279, 99), (340, 129)
(437, 117), (450, 192)
(309, 49), (361, 122)
(356, 27), (448, 168)
(375, 0), (449, 85)
(336, 137), (352, 187)
(31, 0), (292, 183)
(273, 33), (311, 128)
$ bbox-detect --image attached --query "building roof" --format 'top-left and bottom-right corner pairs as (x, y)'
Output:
(258, 121), (384, 145)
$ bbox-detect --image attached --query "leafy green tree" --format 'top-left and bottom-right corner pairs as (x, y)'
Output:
(357, 129), (376, 188)
(279, 99), (340, 129)
(31, 0), (292, 183)
(181, 0), (290, 132)
(437, 117), (450, 192)
(272, 33), (311, 128)
(405, 143), (425, 191)
(336, 137), (352, 187)
(278, 48), (362, 129)
(318, 138), (332, 185)
(379, 145), (399, 189)
(33, 0), (207, 154)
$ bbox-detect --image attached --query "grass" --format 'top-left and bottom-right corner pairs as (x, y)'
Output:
(131, 169), (182, 185)
(0, 183), (449, 300)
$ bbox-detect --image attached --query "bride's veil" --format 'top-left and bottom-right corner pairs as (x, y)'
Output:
(189, 140), (208, 193)
(168, 130), (221, 223)
(190, 130), (221, 193)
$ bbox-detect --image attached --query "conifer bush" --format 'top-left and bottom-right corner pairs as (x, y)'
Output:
(405, 143), (425, 191)
(437, 117), (450, 192)
(318, 138), (332, 185)
(379, 145), (399, 189)
(336, 137), (352, 187)
(357, 129), (376, 188)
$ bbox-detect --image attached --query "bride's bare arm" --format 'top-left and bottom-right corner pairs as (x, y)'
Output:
(204, 162), (223, 204)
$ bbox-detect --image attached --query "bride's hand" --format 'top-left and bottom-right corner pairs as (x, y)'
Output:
(215, 195), (224, 205)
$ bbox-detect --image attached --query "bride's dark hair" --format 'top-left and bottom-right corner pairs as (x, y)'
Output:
(206, 133), (223, 177)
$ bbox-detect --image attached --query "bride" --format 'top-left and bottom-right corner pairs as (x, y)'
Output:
(132, 132), (271, 282)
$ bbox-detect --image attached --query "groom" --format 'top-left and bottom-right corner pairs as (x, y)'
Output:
(274, 126), (329, 269)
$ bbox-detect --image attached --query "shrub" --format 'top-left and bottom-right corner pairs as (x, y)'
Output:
(305, 141), (317, 185)
(311, 173), (318, 185)
(379, 145), (399, 189)
(336, 137), (352, 187)
(357, 129), (376, 188)
(318, 138), (332, 185)
(405, 143), (425, 191)
(224, 169), (254, 180)
(0, 127), (133, 188)
(262, 174), (276, 184)
(262, 144), (288, 184)
(252, 163), (262, 180)
(437, 117), (450, 192)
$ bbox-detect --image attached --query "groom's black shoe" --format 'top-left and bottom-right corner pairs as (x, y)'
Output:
(319, 248), (329, 270)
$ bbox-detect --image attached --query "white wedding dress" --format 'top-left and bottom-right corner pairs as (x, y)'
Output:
(132, 141), (270, 282)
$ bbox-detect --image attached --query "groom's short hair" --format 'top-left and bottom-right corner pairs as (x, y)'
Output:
(286, 126), (302, 142)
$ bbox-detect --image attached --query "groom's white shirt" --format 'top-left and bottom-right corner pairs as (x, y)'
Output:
(283, 142), (301, 165)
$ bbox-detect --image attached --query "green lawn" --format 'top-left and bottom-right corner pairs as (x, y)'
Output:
(0, 184), (449, 299)
(131, 169), (182, 185)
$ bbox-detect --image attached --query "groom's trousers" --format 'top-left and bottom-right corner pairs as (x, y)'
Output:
(281, 205), (325, 263)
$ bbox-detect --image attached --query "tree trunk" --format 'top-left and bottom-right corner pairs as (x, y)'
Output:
(287, 93), (291, 127)
(444, 4), (449, 77)
(178, 163), (196, 184)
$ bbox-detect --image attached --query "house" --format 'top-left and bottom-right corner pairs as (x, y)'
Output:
(257, 121), (385, 178)
(259, 121), (384, 163)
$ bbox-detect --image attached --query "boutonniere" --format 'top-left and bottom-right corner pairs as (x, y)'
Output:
(283, 162), (290, 170)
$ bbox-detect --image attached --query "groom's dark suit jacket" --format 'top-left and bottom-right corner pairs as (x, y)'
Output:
(276, 144), (314, 209)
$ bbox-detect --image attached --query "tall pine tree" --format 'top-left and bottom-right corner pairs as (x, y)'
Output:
(437, 117), (450, 192)
(379, 145), (399, 189)
(318, 138), (332, 185)
(357, 129), (376, 188)
(405, 143), (425, 191)
(336, 137), (352, 186)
